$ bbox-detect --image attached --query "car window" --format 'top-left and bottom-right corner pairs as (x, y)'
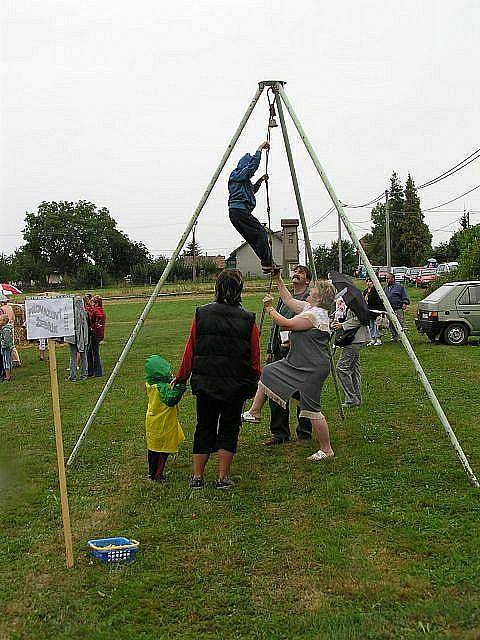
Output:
(468, 286), (480, 304)
(424, 285), (454, 302)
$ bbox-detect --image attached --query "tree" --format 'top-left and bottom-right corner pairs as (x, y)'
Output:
(396, 174), (432, 265)
(22, 200), (150, 279)
(313, 239), (357, 276)
(0, 255), (13, 282)
(182, 239), (202, 257)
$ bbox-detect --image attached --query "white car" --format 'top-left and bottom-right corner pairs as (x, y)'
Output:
(436, 262), (458, 276)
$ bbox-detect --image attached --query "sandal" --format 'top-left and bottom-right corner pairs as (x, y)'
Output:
(241, 410), (261, 423)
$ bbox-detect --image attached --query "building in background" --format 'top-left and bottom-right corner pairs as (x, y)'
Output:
(226, 219), (300, 278)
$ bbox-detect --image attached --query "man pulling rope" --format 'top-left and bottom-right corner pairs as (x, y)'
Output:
(228, 141), (280, 274)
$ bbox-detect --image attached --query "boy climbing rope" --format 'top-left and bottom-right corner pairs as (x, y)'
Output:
(228, 141), (279, 274)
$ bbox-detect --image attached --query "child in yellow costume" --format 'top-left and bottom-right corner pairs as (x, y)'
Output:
(145, 355), (186, 482)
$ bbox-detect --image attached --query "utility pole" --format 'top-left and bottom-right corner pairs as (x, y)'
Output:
(192, 222), (197, 283)
(337, 211), (343, 272)
(385, 190), (391, 270)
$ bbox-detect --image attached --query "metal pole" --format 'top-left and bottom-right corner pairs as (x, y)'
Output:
(338, 212), (343, 272)
(274, 91), (316, 279)
(277, 82), (479, 487)
(274, 88), (344, 420)
(67, 84), (265, 467)
(385, 190), (391, 270)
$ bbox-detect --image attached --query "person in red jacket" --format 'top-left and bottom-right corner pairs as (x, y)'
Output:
(175, 269), (261, 490)
(87, 295), (106, 377)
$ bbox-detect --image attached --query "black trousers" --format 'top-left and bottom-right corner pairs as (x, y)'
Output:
(229, 208), (273, 267)
(193, 393), (244, 454)
(87, 340), (103, 377)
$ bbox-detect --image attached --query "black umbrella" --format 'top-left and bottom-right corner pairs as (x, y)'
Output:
(328, 271), (370, 325)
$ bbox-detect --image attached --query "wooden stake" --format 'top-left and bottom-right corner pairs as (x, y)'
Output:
(48, 339), (74, 568)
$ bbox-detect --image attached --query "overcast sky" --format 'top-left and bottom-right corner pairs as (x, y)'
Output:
(2, 0), (480, 261)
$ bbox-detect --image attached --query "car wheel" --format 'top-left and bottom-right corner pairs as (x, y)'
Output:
(443, 323), (469, 346)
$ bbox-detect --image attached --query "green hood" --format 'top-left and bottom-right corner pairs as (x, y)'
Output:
(145, 355), (186, 407)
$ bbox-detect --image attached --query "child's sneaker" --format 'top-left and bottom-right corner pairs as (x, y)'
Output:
(189, 475), (205, 489)
(374, 338), (382, 346)
(215, 476), (235, 490)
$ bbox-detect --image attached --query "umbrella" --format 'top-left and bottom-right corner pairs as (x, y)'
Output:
(1, 283), (22, 295)
(328, 271), (370, 325)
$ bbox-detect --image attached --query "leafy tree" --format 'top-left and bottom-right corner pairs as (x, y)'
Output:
(10, 246), (48, 284)
(21, 200), (150, 279)
(0, 255), (13, 282)
(75, 264), (109, 288)
(314, 240), (357, 277)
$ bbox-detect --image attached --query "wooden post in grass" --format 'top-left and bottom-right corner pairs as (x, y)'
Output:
(48, 339), (74, 568)
(25, 295), (76, 567)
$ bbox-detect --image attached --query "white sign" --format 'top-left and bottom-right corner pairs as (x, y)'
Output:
(25, 296), (75, 340)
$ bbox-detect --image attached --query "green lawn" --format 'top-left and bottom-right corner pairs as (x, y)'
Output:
(2, 289), (480, 639)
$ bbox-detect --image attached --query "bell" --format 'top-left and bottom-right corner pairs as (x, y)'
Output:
(268, 115), (278, 128)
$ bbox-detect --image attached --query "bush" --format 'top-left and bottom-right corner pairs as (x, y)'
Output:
(75, 264), (110, 288)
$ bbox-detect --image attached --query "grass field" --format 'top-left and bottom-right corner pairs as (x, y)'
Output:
(2, 288), (480, 640)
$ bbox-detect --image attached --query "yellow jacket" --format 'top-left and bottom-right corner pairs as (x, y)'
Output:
(145, 383), (185, 453)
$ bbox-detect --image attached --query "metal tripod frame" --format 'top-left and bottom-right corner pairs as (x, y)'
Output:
(66, 81), (479, 489)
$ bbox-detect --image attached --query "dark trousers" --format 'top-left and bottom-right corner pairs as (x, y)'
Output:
(87, 340), (103, 377)
(229, 208), (273, 267)
(269, 398), (312, 441)
(148, 451), (169, 480)
(193, 393), (244, 454)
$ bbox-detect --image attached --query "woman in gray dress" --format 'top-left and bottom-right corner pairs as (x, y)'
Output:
(242, 275), (336, 462)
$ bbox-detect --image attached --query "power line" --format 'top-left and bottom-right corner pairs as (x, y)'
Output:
(422, 184), (480, 211)
(342, 146), (480, 208)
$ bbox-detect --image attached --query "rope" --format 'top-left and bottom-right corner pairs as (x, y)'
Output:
(258, 87), (277, 337)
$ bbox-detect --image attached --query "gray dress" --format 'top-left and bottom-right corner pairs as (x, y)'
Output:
(260, 323), (331, 420)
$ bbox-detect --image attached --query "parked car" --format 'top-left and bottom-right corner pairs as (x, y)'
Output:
(392, 266), (408, 283)
(405, 267), (421, 285)
(436, 262), (458, 276)
(415, 281), (480, 344)
(415, 268), (437, 288)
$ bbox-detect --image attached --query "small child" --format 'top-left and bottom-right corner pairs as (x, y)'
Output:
(0, 315), (14, 381)
(145, 355), (186, 482)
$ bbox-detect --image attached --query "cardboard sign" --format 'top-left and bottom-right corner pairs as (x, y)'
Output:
(25, 296), (75, 340)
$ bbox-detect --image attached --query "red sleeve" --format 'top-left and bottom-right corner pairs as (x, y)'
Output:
(250, 323), (261, 378)
(176, 317), (196, 381)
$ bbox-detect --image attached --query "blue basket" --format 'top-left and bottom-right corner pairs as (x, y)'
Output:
(87, 537), (139, 564)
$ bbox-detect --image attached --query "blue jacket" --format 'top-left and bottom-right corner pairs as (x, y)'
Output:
(384, 283), (410, 310)
(228, 151), (262, 213)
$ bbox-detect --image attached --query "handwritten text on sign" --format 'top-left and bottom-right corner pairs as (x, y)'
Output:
(25, 296), (75, 340)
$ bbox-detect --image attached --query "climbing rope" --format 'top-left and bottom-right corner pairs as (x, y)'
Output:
(258, 87), (278, 337)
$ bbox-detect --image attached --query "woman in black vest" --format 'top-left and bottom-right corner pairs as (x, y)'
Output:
(176, 269), (260, 489)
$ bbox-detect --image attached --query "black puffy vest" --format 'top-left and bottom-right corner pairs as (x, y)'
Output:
(191, 302), (258, 401)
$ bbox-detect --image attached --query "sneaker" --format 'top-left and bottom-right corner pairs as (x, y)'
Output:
(374, 338), (382, 346)
(307, 450), (334, 462)
(341, 402), (360, 409)
(367, 340), (375, 346)
(215, 476), (235, 490)
(242, 410), (261, 423)
(189, 475), (205, 489)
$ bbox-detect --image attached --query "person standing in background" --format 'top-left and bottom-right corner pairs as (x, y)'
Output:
(88, 296), (106, 377)
(384, 273), (410, 342)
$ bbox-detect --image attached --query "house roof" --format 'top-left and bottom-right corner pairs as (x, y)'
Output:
(227, 230), (282, 259)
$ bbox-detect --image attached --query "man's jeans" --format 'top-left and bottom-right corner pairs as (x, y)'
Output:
(336, 344), (363, 406)
(389, 308), (405, 339)
(229, 208), (273, 267)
